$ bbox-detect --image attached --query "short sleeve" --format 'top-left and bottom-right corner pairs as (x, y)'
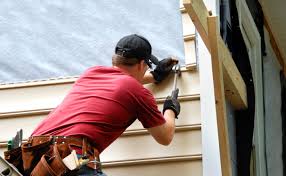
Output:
(136, 88), (166, 128)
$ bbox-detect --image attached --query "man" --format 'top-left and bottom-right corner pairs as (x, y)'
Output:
(30, 34), (180, 175)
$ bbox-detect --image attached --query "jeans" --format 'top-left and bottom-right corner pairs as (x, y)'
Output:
(77, 165), (107, 176)
(76, 154), (107, 176)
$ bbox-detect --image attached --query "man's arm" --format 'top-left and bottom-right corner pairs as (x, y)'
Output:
(142, 57), (178, 84)
(147, 93), (180, 145)
(147, 109), (175, 145)
(144, 57), (180, 145)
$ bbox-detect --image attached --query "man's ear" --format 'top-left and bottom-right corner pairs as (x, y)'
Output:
(138, 60), (145, 70)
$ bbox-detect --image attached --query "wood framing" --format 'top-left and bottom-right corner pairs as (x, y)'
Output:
(183, 0), (248, 109)
(217, 37), (247, 108)
(207, 15), (232, 176)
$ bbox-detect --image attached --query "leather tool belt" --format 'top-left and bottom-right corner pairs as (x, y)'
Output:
(4, 135), (101, 176)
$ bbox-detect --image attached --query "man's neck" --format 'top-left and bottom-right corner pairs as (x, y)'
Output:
(113, 65), (141, 82)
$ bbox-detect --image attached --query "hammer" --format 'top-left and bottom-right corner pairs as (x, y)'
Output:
(171, 64), (181, 99)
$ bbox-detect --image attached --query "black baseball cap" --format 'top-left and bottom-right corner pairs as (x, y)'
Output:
(115, 34), (159, 68)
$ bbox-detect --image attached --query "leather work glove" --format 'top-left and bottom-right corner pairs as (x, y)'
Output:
(151, 57), (178, 83)
(163, 88), (180, 118)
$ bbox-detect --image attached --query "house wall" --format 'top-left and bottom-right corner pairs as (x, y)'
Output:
(263, 26), (283, 176)
(0, 69), (202, 176)
(226, 101), (237, 176)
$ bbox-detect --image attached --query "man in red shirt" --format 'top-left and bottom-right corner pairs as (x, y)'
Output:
(30, 34), (180, 175)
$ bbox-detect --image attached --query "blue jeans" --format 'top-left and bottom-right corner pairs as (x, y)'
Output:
(77, 165), (107, 176)
(76, 154), (107, 176)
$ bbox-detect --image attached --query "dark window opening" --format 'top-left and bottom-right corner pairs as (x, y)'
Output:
(220, 0), (256, 175)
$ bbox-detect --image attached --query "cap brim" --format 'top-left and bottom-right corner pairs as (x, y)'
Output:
(150, 55), (159, 65)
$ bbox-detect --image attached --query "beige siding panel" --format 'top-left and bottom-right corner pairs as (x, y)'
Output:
(104, 160), (202, 176)
(0, 84), (72, 113)
(0, 98), (200, 141)
(145, 70), (200, 99)
(101, 130), (201, 162)
(182, 12), (196, 36)
(0, 128), (201, 158)
(0, 70), (199, 114)
(0, 99), (200, 146)
(0, 148), (6, 157)
(0, 115), (46, 141)
(184, 39), (196, 65)
(127, 99), (201, 131)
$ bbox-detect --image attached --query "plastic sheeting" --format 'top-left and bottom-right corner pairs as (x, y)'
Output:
(0, 0), (184, 84)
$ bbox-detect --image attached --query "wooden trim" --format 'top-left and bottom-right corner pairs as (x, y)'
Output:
(263, 15), (286, 77)
(183, 0), (247, 109)
(218, 37), (248, 108)
(207, 16), (232, 176)
(102, 154), (202, 168)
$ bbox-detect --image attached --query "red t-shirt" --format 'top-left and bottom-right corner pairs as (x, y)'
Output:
(32, 66), (166, 153)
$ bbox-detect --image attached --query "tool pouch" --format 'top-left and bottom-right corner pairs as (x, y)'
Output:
(31, 144), (77, 176)
(30, 155), (57, 176)
(21, 137), (52, 175)
(4, 146), (24, 173)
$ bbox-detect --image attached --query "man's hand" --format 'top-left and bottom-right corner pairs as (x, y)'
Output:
(151, 57), (178, 83)
(163, 88), (180, 118)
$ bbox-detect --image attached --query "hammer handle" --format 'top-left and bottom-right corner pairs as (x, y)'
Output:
(171, 88), (179, 100)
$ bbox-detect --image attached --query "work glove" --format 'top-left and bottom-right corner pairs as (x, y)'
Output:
(163, 88), (180, 118)
(151, 57), (178, 83)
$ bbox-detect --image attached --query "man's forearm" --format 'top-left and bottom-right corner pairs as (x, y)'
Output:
(162, 109), (176, 143)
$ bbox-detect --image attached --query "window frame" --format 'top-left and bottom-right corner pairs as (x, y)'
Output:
(235, 1), (266, 176)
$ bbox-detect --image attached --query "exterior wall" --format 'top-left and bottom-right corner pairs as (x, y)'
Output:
(226, 101), (237, 176)
(0, 69), (202, 176)
(263, 26), (283, 176)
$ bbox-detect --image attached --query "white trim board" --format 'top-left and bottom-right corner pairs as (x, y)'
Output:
(236, 1), (266, 176)
(199, 1), (222, 176)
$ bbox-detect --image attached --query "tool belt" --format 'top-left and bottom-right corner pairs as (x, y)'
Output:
(4, 136), (101, 176)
